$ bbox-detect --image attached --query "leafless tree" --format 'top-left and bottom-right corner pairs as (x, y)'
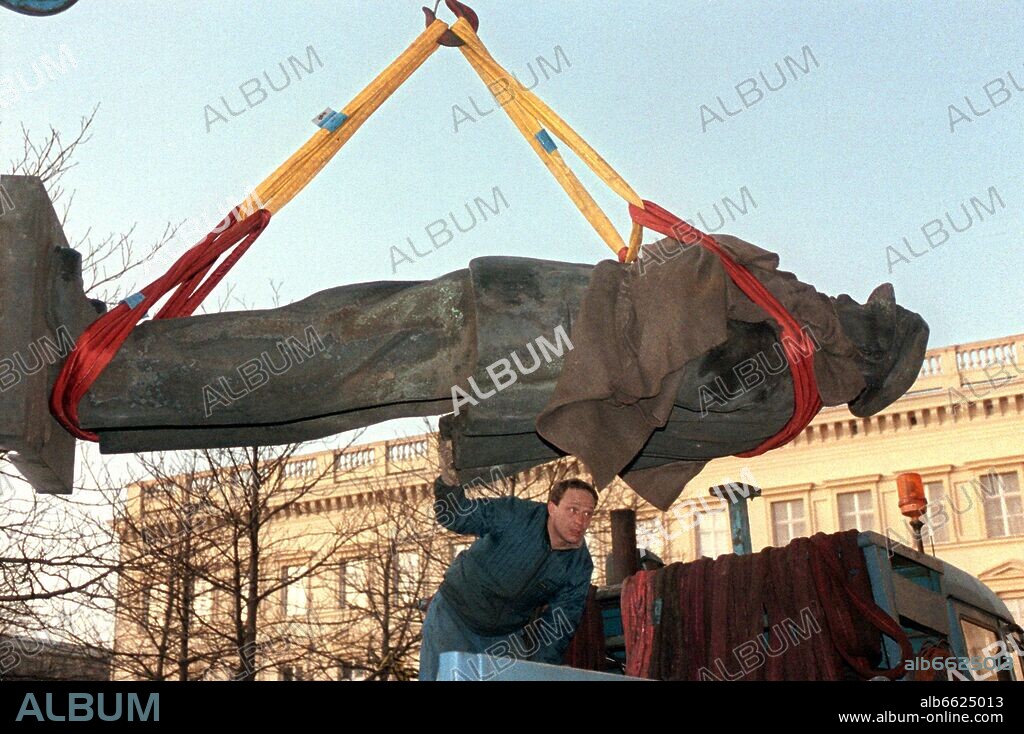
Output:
(0, 107), (613, 677)
(0, 105), (246, 659)
(325, 466), (442, 681)
(0, 460), (125, 684)
(5, 106), (177, 304)
(75, 441), (374, 681)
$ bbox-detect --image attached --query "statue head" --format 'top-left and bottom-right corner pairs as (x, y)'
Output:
(836, 284), (930, 417)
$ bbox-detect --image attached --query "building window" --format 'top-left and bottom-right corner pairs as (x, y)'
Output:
(999, 597), (1024, 627)
(960, 619), (1013, 681)
(393, 551), (421, 604)
(279, 665), (306, 681)
(922, 481), (950, 543)
(980, 472), (1024, 538)
(1000, 597), (1024, 627)
(696, 508), (731, 559)
(146, 584), (170, 628)
(771, 500), (807, 545)
(636, 517), (666, 557)
(192, 579), (213, 618)
(341, 559), (369, 609)
(336, 661), (369, 681)
(281, 565), (309, 617)
(838, 491), (876, 532)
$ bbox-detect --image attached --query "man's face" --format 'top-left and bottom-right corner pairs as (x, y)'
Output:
(548, 488), (596, 549)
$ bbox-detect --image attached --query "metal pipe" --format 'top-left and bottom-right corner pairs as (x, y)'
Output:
(608, 509), (638, 584)
(709, 483), (761, 556)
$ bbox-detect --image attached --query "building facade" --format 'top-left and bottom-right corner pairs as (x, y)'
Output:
(0, 634), (111, 681)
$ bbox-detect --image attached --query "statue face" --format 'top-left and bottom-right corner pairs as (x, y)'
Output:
(547, 489), (596, 549)
(839, 287), (930, 417)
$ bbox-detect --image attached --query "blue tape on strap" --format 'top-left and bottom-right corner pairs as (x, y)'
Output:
(122, 293), (145, 309)
(535, 129), (558, 153)
(314, 108), (349, 132)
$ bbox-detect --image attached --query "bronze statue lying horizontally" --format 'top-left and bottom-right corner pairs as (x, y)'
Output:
(0, 176), (928, 506)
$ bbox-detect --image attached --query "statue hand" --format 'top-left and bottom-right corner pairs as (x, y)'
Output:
(437, 437), (458, 486)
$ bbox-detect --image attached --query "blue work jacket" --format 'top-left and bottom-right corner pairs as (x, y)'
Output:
(433, 477), (594, 664)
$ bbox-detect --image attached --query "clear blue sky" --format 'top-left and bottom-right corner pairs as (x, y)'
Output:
(3, 1), (1022, 437)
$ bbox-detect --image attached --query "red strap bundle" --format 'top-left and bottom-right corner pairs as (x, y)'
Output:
(628, 200), (822, 456)
(620, 531), (913, 680)
(621, 570), (656, 678)
(807, 533), (914, 679)
(561, 585), (607, 670)
(50, 209), (272, 440)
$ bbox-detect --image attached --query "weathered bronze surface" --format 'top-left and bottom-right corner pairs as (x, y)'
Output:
(0, 176), (104, 493)
(1, 176), (929, 498)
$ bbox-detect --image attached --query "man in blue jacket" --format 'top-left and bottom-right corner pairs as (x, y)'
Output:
(419, 443), (596, 681)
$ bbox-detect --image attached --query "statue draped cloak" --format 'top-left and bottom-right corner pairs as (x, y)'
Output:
(446, 235), (875, 510)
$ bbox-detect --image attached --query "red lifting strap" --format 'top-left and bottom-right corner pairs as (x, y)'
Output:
(628, 200), (822, 457)
(621, 569), (656, 678)
(50, 210), (272, 441)
(808, 533), (914, 680)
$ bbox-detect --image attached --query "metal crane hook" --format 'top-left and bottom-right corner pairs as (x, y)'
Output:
(422, 0), (480, 47)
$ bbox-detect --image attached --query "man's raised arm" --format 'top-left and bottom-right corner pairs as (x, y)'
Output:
(433, 439), (516, 537)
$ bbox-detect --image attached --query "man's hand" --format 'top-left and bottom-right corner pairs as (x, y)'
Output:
(437, 437), (458, 486)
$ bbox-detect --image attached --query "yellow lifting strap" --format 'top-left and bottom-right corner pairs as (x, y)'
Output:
(253, 20), (450, 214)
(450, 18), (645, 261)
(247, 14), (646, 263)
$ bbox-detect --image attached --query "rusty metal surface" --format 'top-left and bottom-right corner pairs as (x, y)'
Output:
(82, 272), (476, 452)
(608, 509), (639, 586)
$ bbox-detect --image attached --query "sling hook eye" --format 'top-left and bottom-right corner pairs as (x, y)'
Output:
(422, 0), (479, 47)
